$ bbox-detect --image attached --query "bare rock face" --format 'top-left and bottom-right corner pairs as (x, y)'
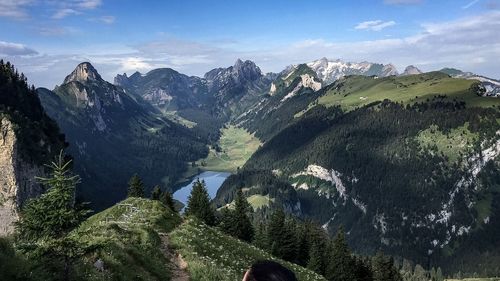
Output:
(0, 118), (45, 235)
(63, 62), (102, 84)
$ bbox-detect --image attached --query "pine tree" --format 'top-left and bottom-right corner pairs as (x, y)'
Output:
(160, 190), (176, 212)
(307, 239), (325, 275)
(219, 207), (236, 235)
(15, 151), (89, 281)
(372, 251), (402, 281)
(232, 189), (254, 242)
(252, 222), (268, 250)
(436, 267), (443, 281)
(412, 264), (427, 281)
(400, 259), (413, 281)
(127, 174), (144, 198)
(430, 267), (437, 281)
(267, 208), (286, 258)
(185, 180), (216, 225)
(354, 257), (374, 281)
(296, 222), (312, 266)
(281, 218), (298, 262)
(151, 185), (162, 200)
(325, 227), (356, 281)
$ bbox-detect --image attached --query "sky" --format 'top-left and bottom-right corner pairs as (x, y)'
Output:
(0, 0), (499, 88)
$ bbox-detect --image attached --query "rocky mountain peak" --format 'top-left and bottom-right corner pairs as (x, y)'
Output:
(231, 59), (262, 82)
(63, 62), (102, 84)
(402, 65), (423, 76)
(381, 64), (399, 76)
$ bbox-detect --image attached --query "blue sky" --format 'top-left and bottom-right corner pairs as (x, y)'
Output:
(1, 0), (499, 88)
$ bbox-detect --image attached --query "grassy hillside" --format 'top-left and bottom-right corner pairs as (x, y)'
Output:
(317, 72), (500, 111)
(66, 197), (323, 281)
(169, 217), (326, 281)
(198, 125), (261, 172)
(71, 197), (182, 281)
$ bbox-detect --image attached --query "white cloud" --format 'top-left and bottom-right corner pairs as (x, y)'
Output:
(463, 0), (481, 9)
(0, 0), (35, 19)
(99, 15), (115, 24)
(355, 20), (396, 31)
(3, 11), (500, 88)
(88, 15), (115, 24)
(52, 8), (80, 19)
(52, 0), (102, 19)
(75, 0), (101, 9)
(0, 41), (38, 56)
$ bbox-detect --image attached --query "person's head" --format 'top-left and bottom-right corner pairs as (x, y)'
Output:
(242, 260), (298, 281)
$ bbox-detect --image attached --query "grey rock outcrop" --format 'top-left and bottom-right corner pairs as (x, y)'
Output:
(0, 118), (45, 235)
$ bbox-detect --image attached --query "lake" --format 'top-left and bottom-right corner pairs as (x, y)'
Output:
(173, 171), (231, 208)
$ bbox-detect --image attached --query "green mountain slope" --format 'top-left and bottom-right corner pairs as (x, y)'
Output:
(317, 72), (500, 111)
(170, 217), (325, 281)
(216, 72), (500, 274)
(67, 197), (324, 281)
(71, 197), (181, 281)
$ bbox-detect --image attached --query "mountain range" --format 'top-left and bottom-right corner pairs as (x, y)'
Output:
(2, 57), (500, 277)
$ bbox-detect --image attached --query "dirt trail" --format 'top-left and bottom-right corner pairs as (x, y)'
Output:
(159, 233), (189, 281)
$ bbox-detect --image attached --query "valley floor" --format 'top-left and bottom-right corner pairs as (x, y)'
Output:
(181, 125), (261, 181)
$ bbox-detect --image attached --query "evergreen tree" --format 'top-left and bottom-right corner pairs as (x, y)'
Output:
(354, 257), (374, 281)
(325, 227), (356, 281)
(412, 264), (427, 281)
(160, 190), (176, 212)
(430, 267), (437, 281)
(307, 239), (325, 275)
(219, 190), (254, 242)
(296, 222), (312, 266)
(281, 218), (298, 262)
(127, 174), (145, 198)
(400, 259), (413, 281)
(267, 208), (286, 258)
(151, 185), (162, 200)
(253, 222), (268, 250)
(185, 179), (216, 225)
(436, 267), (443, 281)
(232, 189), (254, 242)
(15, 151), (89, 281)
(372, 251), (402, 281)
(219, 207), (236, 235)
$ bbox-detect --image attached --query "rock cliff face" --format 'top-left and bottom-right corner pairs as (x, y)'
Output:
(0, 118), (45, 235)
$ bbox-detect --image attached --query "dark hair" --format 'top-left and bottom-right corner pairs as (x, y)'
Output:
(245, 260), (298, 281)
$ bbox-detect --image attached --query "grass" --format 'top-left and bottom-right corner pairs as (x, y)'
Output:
(446, 277), (500, 281)
(169, 217), (326, 281)
(162, 110), (197, 128)
(221, 194), (275, 211)
(201, 125), (261, 172)
(318, 73), (500, 111)
(416, 123), (478, 164)
(247, 194), (274, 210)
(71, 197), (182, 281)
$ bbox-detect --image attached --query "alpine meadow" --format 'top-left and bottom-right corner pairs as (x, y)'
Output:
(1, 1), (500, 281)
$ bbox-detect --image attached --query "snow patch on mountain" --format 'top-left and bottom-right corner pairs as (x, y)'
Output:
(307, 58), (399, 84)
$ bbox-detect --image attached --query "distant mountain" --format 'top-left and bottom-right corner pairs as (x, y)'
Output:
(440, 68), (500, 97)
(39, 62), (209, 210)
(114, 68), (211, 112)
(402, 65), (423, 76)
(204, 59), (273, 118)
(306, 57), (398, 85)
(114, 59), (273, 142)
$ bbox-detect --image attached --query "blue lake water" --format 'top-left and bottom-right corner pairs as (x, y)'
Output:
(173, 171), (231, 207)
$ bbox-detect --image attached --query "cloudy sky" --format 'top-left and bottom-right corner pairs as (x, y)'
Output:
(0, 0), (499, 88)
